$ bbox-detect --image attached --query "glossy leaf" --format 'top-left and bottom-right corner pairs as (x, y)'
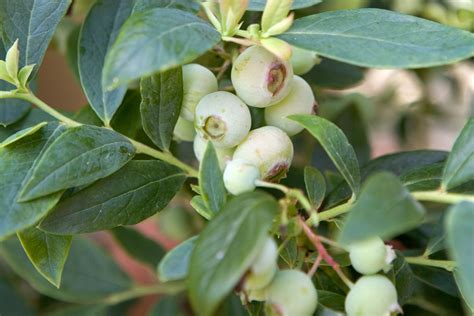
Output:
(78, 0), (133, 123)
(391, 253), (416, 306)
(317, 290), (345, 312)
(290, 114), (360, 196)
(0, 237), (132, 303)
(0, 123), (64, 240)
(111, 226), (165, 268)
(73, 104), (103, 126)
(0, 108), (55, 141)
(140, 67), (183, 150)
(133, 0), (200, 14)
(0, 280), (35, 316)
(303, 57), (364, 89)
(199, 142), (227, 215)
(20, 125), (135, 201)
(103, 8), (220, 89)
(279, 9), (474, 68)
(401, 163), (444, 192)
(0, 121), (46, 148)
(188, 192), (278, 316)
(158, 236), (197, 282)
(111, 90), (145, 139)
(442, 118), (474, 190)
(40, 161), (186, 234)
(446, 202), (474, 311)
(190, 195), (214, 220)
(304, 166), (326, 209)
(248, 0), (321, 11)
(339, 172), (425, 244)
(410, 265), (458, 297)
(17, 228), (72, 287)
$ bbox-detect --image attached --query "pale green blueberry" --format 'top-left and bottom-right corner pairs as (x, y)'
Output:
(265, 270), (318, 316)
(290, 46), (320, 75)
(233, 126), (293, 181)
(181, 63), (218, 121)
(231, 45), (294, 108)
(246, 287), (267, 302)
(264, 76), (316, 136)
(173, 117), (196, 142)
(193, 134), (234, 170)
(223, 159), (260, 195)
(345, 275), (401, 316)
(195, 91), (251, 149)
(348, 236), (396, 275)
(244, 237), (278, 291)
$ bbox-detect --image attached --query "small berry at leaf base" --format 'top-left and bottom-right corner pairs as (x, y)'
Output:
(233, 126), (293, 182)
(223, 159), (260, 195)
(348, 236), (396, 275)
(244, 237), (278, 291)
(195, 91), (251, 148)
(231, 45), (294, 108)
(180, 64), (218, 121)
(173, 117), (196, 142)
(264, 76), (316, 136)
(193, 134), (234, 170)
(265, 270), (318, 316)
(290, 46), (320, 75)
(345, 275), (401, 316)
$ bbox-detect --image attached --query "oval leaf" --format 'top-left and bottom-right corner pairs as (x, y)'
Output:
(339, 172), (425, 245)
(133, 0), (200, 14)
(20, 125), (135, 201)
(199, 142), (227, 215)
(188, 192), (278, 316)
(140, 67), (183, 151)
(303, 57), (364, 89)
(442, 118), (474, 190)
(279, 9), (474, 68)
(17, 228), (72, 287)
(248, 0), (321, 11)
(0, 121), (46, 148)
(290, 114), (360, 196)
(39, 160), (186, 234)
(158, 236), (197, 282)
(0, 123), (64, 239)
(446, 202), (474, 311)
(304, 166), (326, 209)
(78, 0), (133, 123)
(103, 8), (220, 89)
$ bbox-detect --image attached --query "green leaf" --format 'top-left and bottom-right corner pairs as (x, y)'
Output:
(73, 104), (103, 126)
(140, 67), (183, 151)
(48, 305), (107, 316)
(190, 195), (214, 220)
(111, 90), (145, 139)
(339, 172), (425, 244)
(0, 0), (71, 72)
(400, 163), (444, 192)
(78, 0), (133, 124)
(40, 161), (186, 234)
(317, 290), (345, 312)
(290, 114), (360, 196)
(133, 0), (200, 14)
(0, 123), (64, 240)
(279, 9), (474, 68)
(20, 125), (135, 201)
(424, 216), (446, 257)
(103, 8), (220, 89)
(158, 236), (197, 282)
(0, 279), (35, 316)
(149, 296), (185, 316)
(303, 57), (364, 89)
(17, 228), (72, 287)
(188, 192), (278, 316)
(304, 166), (326, 209)
(0, 237), (132, 303)
(442, 118), (474, 190)
(199, 142), (227, 215)
(390, 253), (416, 306)
(410, 265), (458, 297)
(0, 121), (46, 148)
(248, 0), (321, 11)
(111, 226), (165, 268)
(0, 108), (54, 141)
(445, 202), (474, 311)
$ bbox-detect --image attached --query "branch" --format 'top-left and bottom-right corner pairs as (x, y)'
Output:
(412, 191), (474, 204)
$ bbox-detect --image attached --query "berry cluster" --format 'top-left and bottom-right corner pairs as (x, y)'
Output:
(173, 45), (319, 194)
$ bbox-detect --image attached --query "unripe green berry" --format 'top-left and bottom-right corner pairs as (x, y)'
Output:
(173, 117), (196, 142)
(290, 46), (320, 75)
(223, 159), (260, 195)
(345, 275), (401, 316)
(181, 64), (218, 121)
(265, 270), (318, 316)
(348, 236), (396, 275)
(193, 134), (234, 170)
(233, 126), (294, 181)
(195, 91), (251, 149)
(244, 237), (278, 291)
(231, 45), (294, 108)
(264, 76), (316, 136)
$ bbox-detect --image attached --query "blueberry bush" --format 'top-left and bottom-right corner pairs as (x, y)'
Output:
(0, 0), (473, 315)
